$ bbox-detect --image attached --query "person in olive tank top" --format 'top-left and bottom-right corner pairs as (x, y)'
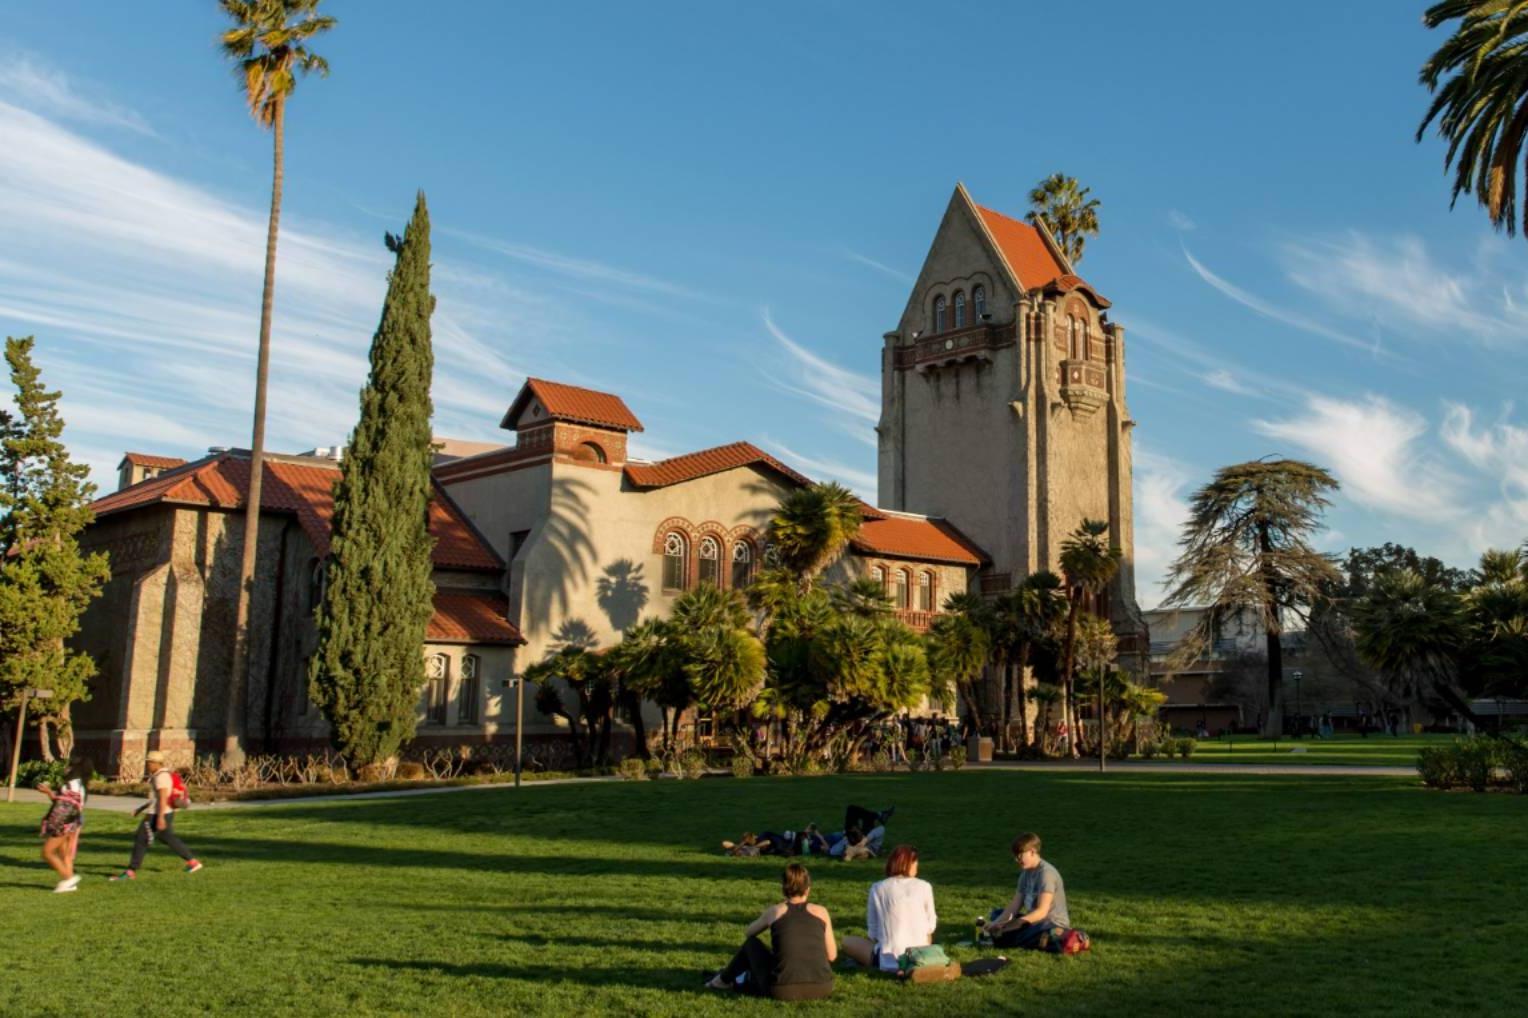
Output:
(706, 863), (836, 1001)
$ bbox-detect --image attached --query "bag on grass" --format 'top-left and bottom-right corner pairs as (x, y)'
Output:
(1059, 929), (1091, 955)
(897, 945), (950, 973)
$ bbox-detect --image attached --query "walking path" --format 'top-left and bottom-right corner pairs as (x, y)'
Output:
(5, 757), (1412, 815)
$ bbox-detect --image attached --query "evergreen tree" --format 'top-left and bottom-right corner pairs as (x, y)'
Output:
(308, 196), (436, 770)
(0, 337), (110, 761)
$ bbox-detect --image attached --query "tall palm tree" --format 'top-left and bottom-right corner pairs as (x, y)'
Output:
(1163, 460), (1340, 737)
(926, 608), (990, 731)
(219, 0), (335, 765)
(1418, 2), (1528, 237)
(1350, 568), (1465, 706)
(1025, 173), (1101, 264)
(1058, 520), (1122, 756)
(768, 482), (864, 590)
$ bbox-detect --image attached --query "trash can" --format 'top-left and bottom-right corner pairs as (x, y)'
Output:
(968, 735), (994, 763)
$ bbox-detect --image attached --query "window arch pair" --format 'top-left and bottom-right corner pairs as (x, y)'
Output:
(1068, 314), (1092, 360)
(931, 286), (985, 333)
(869, 565), (938, 611)
(423, 652), (483, 726)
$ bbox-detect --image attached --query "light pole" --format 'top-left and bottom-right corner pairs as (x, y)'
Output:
(6, 688), (53, 803)
(1293, 670), (1303, 738)
(512, 674), (524, 789)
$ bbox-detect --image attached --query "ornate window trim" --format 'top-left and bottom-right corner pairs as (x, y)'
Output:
(459, 653), (481, 725)
(933, 294), (947, 333)
(953, 290), (966, 329)
(662, 531), (690, 592)
(972, 285), (986, 320)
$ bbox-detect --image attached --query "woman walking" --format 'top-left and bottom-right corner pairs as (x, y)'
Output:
(37, 758), (91, 893)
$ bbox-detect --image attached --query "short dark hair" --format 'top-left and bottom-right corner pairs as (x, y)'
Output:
(1012, 832), (1042, 858)
(782, 863), (811, 898)
(64, 756), (95, 782)
(885, 844), (918, 877)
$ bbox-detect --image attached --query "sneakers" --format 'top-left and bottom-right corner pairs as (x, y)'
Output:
(108, 869), (136, 882)
(184, 860), (203, 874)
(53, 876), (81, 893)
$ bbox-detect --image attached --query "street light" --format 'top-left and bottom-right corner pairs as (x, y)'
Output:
(1293, 670), (1303, 737)
(6, 688), (54, 803)
(505, 675), (524, 788)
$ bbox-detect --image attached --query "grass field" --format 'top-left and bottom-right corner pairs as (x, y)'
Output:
(1180, 733), (1450, 767)
(4, 770), (1526, 1017)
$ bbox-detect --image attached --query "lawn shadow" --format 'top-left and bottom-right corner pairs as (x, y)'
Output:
(350, 957), (697, 994)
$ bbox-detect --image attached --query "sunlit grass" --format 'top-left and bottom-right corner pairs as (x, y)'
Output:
(4, 769), (1526, 1016)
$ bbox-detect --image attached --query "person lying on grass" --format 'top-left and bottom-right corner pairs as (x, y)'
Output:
(983, 832), (1077, 952)
(842, 844), (937, 972)
(721, 805), (894, 859)
(705, 863), (837, 1001)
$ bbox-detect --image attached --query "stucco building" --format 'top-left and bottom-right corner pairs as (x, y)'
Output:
(69, 184), (1143, 771)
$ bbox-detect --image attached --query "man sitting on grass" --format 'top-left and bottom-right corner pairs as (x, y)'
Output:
(984, 832), (1071, 951)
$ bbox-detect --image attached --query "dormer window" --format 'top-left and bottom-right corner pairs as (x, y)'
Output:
(973, 285), (986, 320)
(953, 291), (966, 329)
(933, 295), (947, 333)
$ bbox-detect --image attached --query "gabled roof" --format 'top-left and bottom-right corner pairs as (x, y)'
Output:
(91, 452), (503, 572)
(966, 188), (1110, 307)
(623, 441), (812, 489)
(427, 590), (523, 645)
(851, 515), (987, 566)
(119, 452), (188, 470)
(500, 378), (645, 433)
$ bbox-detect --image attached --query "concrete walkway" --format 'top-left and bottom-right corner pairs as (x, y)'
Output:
(5, 758), (1415, 815)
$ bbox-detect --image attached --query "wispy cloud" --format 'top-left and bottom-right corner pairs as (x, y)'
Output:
(1183, 247), (1387, 358)
(1440, 403), (1528, 550)
(760, 308), (881, 432)
(1279, 231), (1528, 347)
(445, 227), (705, 301)
(0, 51), (153, 135)
(0, 99), (572, 489)
(1252, 394), (1459, 522)
(759, 437), (877, 499)
(1202, 368), (1263, 398)
(1167, 209), (1196, 232)
(1132, 446), (1193, 609)
(842, 248), (913, 284)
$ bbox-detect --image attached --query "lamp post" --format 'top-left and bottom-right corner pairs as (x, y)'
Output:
(6, 688), (54, 803)
(1293, 670), (1303, 738)
(511, 674), (524, 789)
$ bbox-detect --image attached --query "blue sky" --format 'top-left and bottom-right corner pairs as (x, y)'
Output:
(2, 1), (1526, 606)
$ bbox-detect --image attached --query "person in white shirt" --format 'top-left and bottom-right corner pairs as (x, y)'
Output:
(109, 750), (202, 881)
(36, 757), (91, 893)
(841, 845), (937, 971)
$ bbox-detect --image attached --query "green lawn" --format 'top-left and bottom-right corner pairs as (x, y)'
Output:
(4, 771), (1526, 1017)
(1183, 733), (1452, 767)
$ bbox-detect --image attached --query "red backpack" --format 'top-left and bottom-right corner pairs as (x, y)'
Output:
(167, 770), (191, 810)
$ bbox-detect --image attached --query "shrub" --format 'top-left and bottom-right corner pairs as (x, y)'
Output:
(948, 746), (967, 771)
(870, 750), (892, 773)
(617, 757), (648, 781)
(1177, 738), (1197, 760)
(1456, 737), (1495, 792)
(730, 755), (755, 780)
(644, 756), (663, 777)
(395, 761), (427, 781)
(1498, 741), (1528, 794)
(17, 759), (67, 789)
(1416, 744), (1457, 788)
(906, 749), (923, 772)
(679, 749), (707, 780)
(1140, 742), (1159, 760)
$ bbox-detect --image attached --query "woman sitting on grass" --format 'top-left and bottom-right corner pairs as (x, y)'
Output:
(842, 844), (937, 972)
(705, 863), (836, 1001)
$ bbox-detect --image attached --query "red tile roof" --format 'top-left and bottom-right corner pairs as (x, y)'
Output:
(120, 452), (188, 470)
(851, 515), (986, 566)
(428, 590), (522, 644)
(91, 453), (503, 572)
(974, 203), (1109, 306)
(623, 441), (813, 489)
(502, 378), (644, 432)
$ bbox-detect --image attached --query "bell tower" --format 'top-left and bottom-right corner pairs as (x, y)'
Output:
(877, 184), (1143, 637)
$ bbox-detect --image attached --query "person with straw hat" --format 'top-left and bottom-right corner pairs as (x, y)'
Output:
(109, 751), (202, 881)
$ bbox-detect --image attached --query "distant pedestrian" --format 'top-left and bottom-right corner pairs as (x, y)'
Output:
(110, 751), (202, 881)
(37, 757), (91, 894)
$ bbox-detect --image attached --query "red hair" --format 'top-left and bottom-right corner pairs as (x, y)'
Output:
(884, 844), (918, 878)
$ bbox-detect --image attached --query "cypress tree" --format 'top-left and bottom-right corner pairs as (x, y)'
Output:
(0, 336), (111, 761)
(308, 195), (436, 770)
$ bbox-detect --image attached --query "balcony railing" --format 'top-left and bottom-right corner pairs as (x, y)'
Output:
(895, 609), (937, 631)
(893, 323), (1017, 373)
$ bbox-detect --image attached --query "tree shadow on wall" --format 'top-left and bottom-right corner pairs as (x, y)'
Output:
(523, 475), (598, 626)
(596, 559), (648, 635)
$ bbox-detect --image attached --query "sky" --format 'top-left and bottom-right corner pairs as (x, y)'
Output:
(2, 1), (1526, 608)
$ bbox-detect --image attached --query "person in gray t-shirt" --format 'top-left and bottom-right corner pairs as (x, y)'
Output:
(986, 832), (1069, 950)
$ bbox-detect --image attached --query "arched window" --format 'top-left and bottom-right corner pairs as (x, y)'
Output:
(458, 654), (480, 725)
(893, 569), (911, 610)
(662, 532), (689, 592)
(698, 535), (721, 587)
(918, 572), (934, 612)
(953, 291), (966, 328)
(424, 654), (450, 725)
(1069, 317), (1083, 360)
(870, 565), (886, 590)
(973, 285), (986, 320)
(575, 441), (607, 464)
(1082, 320), (1092, 360)
(731, 541), (754, 589)
(933, 295), (947, 333)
